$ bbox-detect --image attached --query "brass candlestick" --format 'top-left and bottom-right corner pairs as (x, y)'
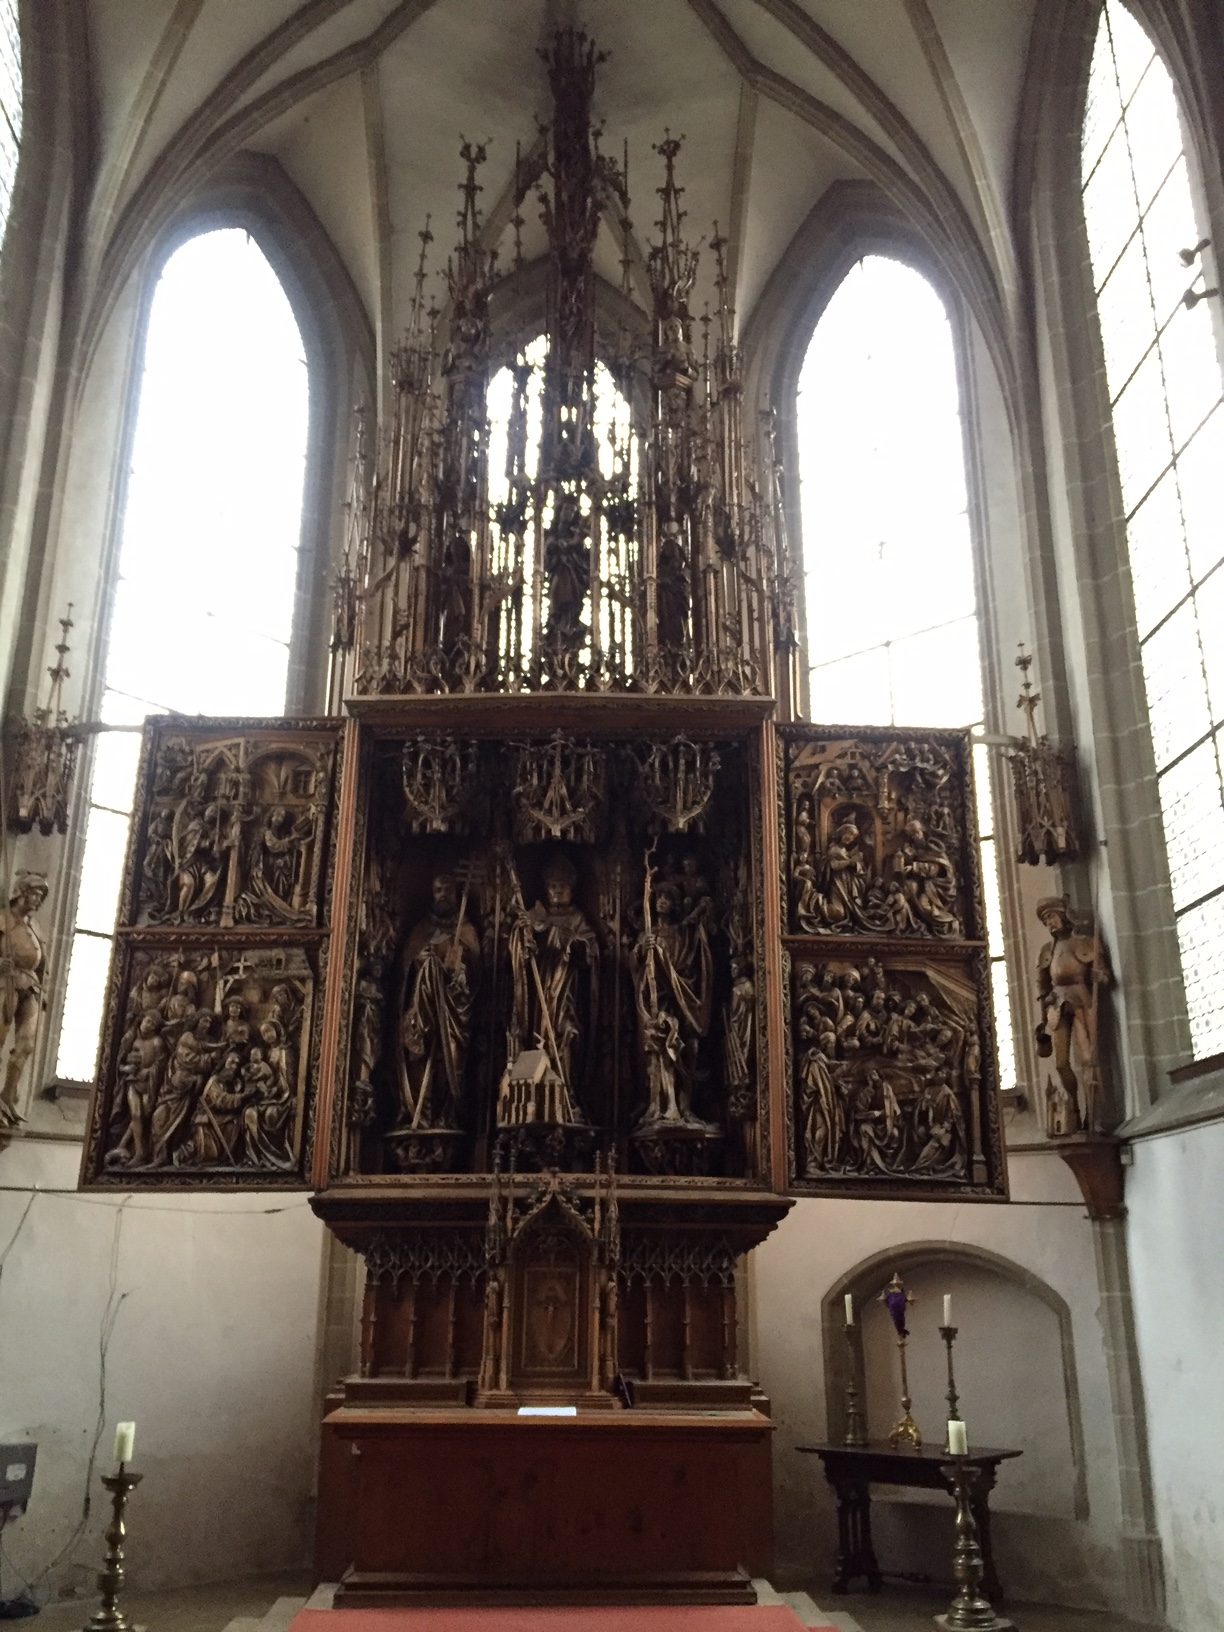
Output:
(81, 1468), (143, 1632)
(940, 1324), (962, 1453)
(882, 1272), (920, 1449)
(889, 1330), (922, 1449)
(935, 1460), (1015, 1631)
(843, 1320), (867, 1447)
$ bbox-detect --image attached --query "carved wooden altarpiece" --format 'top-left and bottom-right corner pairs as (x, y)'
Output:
(78, 28), (1009, 1607)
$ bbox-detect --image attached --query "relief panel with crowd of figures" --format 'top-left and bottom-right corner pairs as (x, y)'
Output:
(339, 729), (764, 1184)
(80, 719), (340, 1187)
(779, 726), (1005, 1199)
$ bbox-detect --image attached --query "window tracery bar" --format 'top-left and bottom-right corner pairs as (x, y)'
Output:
(1082, 0), (1224, 1060)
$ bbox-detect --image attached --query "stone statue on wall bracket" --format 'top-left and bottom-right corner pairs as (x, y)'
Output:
(388, 869), (481, 1172)
(1035, 895), (1111, 1136)
(0, 870), (49, 1128)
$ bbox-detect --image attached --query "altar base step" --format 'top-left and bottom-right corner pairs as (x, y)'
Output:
(288, 1605), (834, 1631)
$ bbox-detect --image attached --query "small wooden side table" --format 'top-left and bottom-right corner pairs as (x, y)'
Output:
(797, 1441), (1022, 1600)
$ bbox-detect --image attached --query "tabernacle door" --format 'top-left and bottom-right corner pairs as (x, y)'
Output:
(79, 717), (343, 1189)
(776, 722), (1008, 1201)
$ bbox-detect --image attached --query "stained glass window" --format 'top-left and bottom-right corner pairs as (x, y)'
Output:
(54, 230), (309, 1081)
(1082, 1), (1224, 1060)
(797, 255), (1016, 1089)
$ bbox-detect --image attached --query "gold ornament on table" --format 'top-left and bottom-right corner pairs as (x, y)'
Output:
(881, 1270), (921, 1449)
(1008, 643), (1080, 866)
(1035, 896), (1111, 1136)
(6, 603), (79, 836)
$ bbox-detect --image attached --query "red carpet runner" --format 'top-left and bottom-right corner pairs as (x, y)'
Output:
(288, 1609), (833, 1631)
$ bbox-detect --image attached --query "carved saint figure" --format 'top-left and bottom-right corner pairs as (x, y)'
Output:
(508, 854), (598, 1123)
(242, 1030), (295, 1169)
(0, 871), (49, 1127)
(1035, 895), (1111, 1133)
(632, 875), (714, 1127)
(168, 774), (224, 921)
(148, 1024), (210, 1166)
(397, 871), (481, 1131)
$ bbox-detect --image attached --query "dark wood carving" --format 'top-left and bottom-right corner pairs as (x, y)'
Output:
(780, 725), (1005, 1199)
(336, 721), (764, 1183)
(80, 717), (340, 1187)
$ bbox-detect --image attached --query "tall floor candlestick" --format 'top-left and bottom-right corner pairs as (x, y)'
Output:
(935, 1460), (1015, 1631)
(940, 1323), (962, 1452)
(843, 1319), (867, 1447)
(81, 1468), (143, 1632)
(888, 1331), (922, 1449)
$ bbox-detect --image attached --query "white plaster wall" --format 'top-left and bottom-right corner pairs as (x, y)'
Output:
(751, 1149), (1127, 1611)
(1126, 1122), (1224, 1632)
(0, 1139), (325, 1602)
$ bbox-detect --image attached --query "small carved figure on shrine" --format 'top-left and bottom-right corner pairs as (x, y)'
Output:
(632, 870), (714, 1128)
(1035, 896), (1111, 1134)
(242, 1038), (295, 1169)
(148, 1025), (210, 1166)
(115, 1009), (169, 1166)
(188, 1049), (253, 1166)
(507, 854), (598, 1124)
(0, 871), (49, 1127)
(396, 871), (482, 1132)
(241, 803), (315, 922)
(168, 774), (224, 922)
(799, 1040), (842, 1176)
(912, 1068), (967, 1175)
(797, 819), (868, 932)
(891, 818), (961, 937)
(162, 969), (200, 1035)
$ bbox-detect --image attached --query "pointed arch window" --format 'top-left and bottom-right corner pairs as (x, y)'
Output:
(796, 254), (1016, 1088)
(1082, 1), (1224, 1060)
(54, 228), (309, 1082)
(0, 0), (20, 256)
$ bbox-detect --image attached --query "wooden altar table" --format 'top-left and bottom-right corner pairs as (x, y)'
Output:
(796, 1441), (1022, 1599)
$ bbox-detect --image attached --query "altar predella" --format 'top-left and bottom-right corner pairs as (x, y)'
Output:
(81, 31), (1004, 1435)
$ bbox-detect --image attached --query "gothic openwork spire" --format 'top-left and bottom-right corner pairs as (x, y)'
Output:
(330, 30), (793, 704)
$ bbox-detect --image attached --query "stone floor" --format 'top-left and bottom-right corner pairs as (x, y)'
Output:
(18, 1573), (1136, 1632)
(803, 1581), (1129, 1631)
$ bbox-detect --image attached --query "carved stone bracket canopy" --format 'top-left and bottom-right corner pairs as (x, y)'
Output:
(6, 604), (79, 837)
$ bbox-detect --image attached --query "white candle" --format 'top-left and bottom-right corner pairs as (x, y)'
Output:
(943, 1294), (953, 1326)
(947, 1419), (968, 1456)
(844, 1293), (854, 1325)
(113, 1422), (136, 1465)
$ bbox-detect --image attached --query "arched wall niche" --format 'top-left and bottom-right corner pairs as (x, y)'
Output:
(821, 1241), (1089, 1523)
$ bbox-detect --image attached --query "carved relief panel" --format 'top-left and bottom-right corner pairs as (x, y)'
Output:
(779, 726), (1005, 1199)
(80, 718), (341, 1187)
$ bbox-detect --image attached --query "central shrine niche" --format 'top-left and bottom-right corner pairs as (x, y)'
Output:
(343, 722), (762, 1181)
